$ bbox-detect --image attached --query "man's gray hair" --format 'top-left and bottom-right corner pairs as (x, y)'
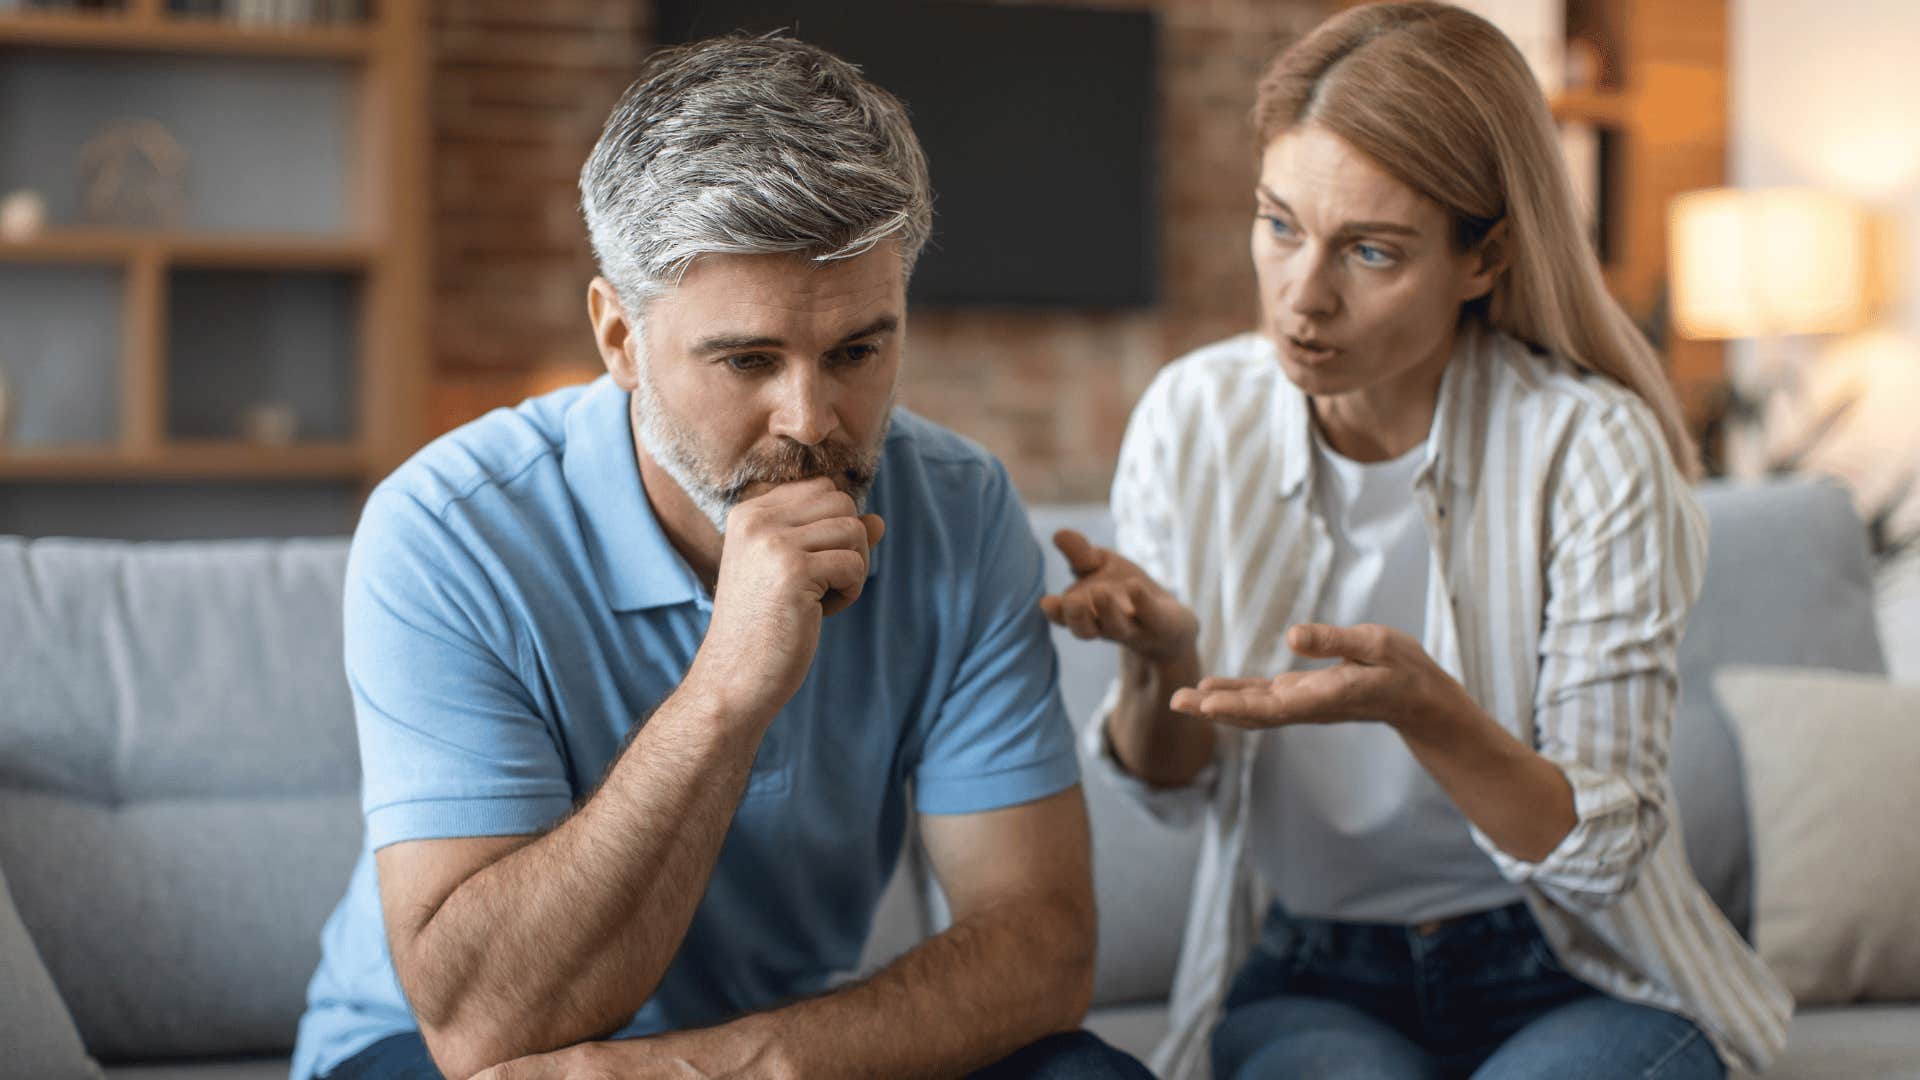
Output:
(580, 34), (934, 311)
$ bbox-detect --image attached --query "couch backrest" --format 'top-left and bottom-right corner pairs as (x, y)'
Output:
(1674, 479), (1886, 935)
(0, 538), (362, 1061)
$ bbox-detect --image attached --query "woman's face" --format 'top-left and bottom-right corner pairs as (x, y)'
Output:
(1251, 124), (1501, 401)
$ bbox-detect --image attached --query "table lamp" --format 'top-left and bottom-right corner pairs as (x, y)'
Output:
(1669, 186), (1871, 476)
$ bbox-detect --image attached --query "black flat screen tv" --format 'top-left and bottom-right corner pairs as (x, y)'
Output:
(654, 0), (1159, 309)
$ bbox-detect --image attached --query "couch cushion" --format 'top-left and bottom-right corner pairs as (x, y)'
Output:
(1674, 480), (1887, 938)
(1714, 666), (1920, 1006)
(0, 538), (364, 1060)
(0, 858), (102, 1080)
(1745, 1005), (1920, 1079)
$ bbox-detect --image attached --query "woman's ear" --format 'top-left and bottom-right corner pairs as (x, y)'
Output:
(588, 277), (641, 389)
(1460, 218), (1511, 302)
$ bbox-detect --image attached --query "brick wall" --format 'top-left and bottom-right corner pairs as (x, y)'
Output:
(426, 0), (1331, 501)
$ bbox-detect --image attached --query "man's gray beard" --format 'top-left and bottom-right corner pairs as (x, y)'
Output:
(630, 361), (889, 534)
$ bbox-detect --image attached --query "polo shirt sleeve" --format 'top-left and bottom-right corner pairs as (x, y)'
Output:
(344, 489), (576, 850)
(911, 461), (1081, 816)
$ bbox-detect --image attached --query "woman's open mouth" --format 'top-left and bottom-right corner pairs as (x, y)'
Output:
(1284, 334), (1340, 365)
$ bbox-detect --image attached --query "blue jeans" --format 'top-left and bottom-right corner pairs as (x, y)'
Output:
(324, 1028), (1150, 1079)
(1212, 901), (1725, 1080)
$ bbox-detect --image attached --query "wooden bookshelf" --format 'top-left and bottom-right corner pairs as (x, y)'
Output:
(0, 1), (427, 510)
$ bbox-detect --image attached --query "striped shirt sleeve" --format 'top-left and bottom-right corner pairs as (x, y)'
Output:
(1471, 400), (1707, 910)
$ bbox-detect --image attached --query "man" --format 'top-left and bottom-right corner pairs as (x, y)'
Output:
(290, 34), (1150, 1080)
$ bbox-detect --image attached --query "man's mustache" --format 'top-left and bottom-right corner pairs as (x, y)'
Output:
(720, 439), (878, 501)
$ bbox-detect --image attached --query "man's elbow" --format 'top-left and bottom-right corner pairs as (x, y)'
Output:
(417, 1022), (511, 1080)
(1038, 893), (1099, 1032)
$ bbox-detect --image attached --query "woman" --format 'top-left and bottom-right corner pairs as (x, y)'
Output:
(1040, 4), (1790, 1078)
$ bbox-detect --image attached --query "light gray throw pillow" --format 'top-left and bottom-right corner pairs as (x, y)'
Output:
(0, 860), (102, 1080)
(1715, 666), (1920, 1006)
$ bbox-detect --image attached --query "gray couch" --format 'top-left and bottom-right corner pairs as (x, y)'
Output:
(1, 479), (1914, 1078)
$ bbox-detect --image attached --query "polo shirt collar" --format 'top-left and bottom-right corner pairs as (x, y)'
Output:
(562, 376), (703, 612)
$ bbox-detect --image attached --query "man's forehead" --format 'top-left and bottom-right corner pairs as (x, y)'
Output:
(652, 247), (906, 348)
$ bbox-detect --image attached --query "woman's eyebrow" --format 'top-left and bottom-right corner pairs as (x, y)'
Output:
(1257, 186), (1423, 239)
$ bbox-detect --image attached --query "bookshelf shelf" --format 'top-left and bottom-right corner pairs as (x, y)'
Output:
(0, 441), (365, 481)
(0, 9), (373, 59)
(0, 228), (376, 269)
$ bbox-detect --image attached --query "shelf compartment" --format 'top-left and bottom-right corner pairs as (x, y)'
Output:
(165, 267), (360, 444)
(0, 263), (124, 450)
(0, 49), (356, 234)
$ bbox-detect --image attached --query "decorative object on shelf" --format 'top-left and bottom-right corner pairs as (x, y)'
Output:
(241, 401), (299, 446)
(0, 190), (48, 242)
(77, 119), (189, 229)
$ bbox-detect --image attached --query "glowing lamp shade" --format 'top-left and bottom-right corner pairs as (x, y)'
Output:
(1669, 187), (1869, 340)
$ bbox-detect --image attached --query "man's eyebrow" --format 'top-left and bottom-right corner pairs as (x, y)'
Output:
(838, 315), (899, 343)
(1256, 186), (1423, 239)
(692, 332), (783, 354)
(690, 315), (900, 356)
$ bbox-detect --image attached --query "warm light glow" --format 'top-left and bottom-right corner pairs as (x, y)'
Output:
(1670, 187), (1870, 339)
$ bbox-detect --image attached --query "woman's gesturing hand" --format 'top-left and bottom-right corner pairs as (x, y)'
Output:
(1038, 529), (1198, 664)
(1170, 622), (1474, 731)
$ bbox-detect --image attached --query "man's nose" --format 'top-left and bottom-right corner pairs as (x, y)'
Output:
(767, 364), (839, 446)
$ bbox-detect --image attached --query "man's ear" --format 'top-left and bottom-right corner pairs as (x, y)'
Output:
(1460, 218), (1511, 303)
(588, 277), (640, 390)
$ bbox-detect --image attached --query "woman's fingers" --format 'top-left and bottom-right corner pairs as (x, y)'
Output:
(1052, 528), (1108, 577)
(1175, 667), (1372, 727)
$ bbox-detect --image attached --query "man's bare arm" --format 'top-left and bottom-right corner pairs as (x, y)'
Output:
(377, 481), (883, 1080)
(377, 686), (763, 1080)
(473, 785), (1099, 1080)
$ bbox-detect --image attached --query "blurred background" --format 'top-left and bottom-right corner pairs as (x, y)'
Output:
(0, 0), (1915, 576)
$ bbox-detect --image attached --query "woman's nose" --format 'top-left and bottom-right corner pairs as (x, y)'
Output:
(1286, 253), (1340, 320)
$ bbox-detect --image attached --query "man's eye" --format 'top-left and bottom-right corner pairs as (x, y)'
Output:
(725, 353), (773, 372)
(836, 344), (877, 366)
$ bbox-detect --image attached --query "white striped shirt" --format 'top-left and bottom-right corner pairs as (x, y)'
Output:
(1081, 324), (1792, 1077)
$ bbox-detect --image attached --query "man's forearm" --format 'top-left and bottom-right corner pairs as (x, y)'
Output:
(651, 892), (1097, 1079)
(401, 687), (763, 1078)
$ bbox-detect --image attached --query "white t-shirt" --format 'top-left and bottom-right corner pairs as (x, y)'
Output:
(1247, 420), (1523, 924)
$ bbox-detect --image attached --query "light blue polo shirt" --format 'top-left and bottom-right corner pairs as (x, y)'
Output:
(291, 376), (1078, 1080)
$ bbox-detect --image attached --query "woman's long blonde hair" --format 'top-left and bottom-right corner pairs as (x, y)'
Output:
(1256, 1), (1701, 479)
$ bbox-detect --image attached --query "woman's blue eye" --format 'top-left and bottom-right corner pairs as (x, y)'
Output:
(1259, 213), (1296, 239)
(1353, 243), (1394, 267)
